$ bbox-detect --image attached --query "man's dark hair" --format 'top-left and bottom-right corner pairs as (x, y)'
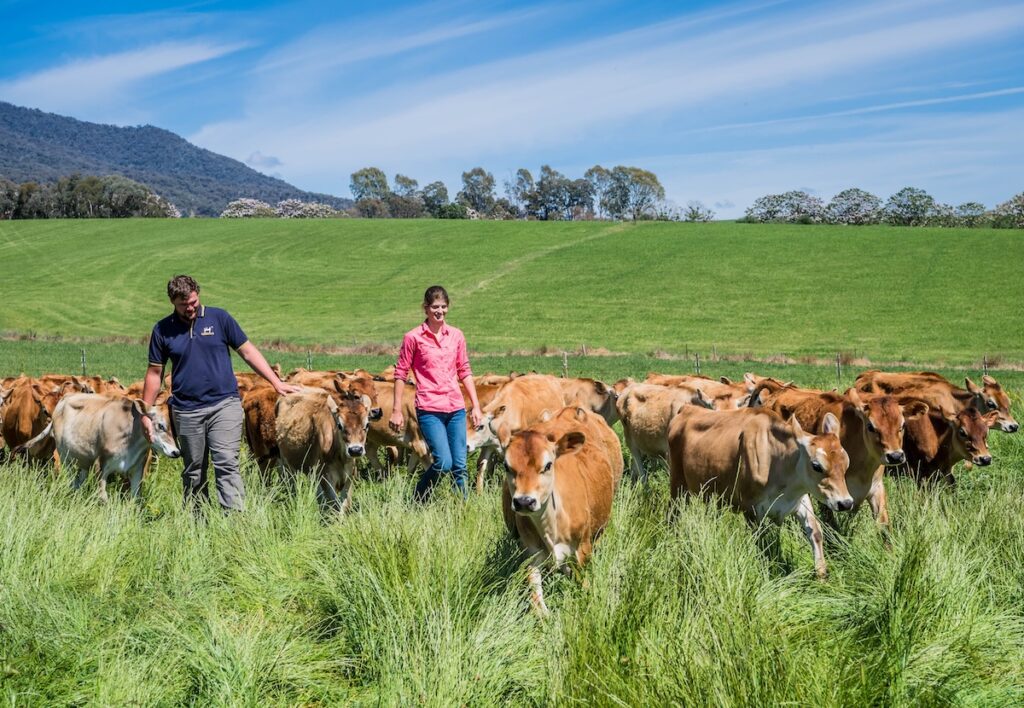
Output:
(423, 285), (449, 306)
(167, 275), (200, 301)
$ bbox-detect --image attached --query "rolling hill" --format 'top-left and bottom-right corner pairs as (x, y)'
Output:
(0, 101), (351, 216)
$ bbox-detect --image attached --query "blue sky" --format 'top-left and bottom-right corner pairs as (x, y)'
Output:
(2, 0), (1023, 216)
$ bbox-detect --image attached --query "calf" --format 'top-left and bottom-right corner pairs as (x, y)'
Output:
(503, 416), (619, 615)
(855, 370), (1017, 433)
(615, 381), (713, 481)
(2, 377), (91, 464)
(18, 393), (180, 502)
(276, 389), (376, 513)
(365, 378), (430, 475)
(761, 387), (926, 528)
(668, 408), (851, 578)
(897, 402), (996, 485)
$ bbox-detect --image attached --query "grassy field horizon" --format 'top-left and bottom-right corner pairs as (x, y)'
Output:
(1, 219), (1021, 365)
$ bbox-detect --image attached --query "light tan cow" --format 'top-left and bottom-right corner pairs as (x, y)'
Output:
(615, 381), (713, 481)
(553, 377), (618, 424)
(644, 373), (752, 410)
(503, 413), (620, 615)
(17, 393), (180, 502)
(468, 374), (566, 453)
(276, 388), (376, 512)
(668, 407), (852, 578)
(461, 378), (511, 492)
(855, 370), (1017, 433)
(760, 386), (926, 528)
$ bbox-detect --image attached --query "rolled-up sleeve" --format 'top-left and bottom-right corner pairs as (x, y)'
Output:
(394, 332), (416, 382)
(455, 332), (472, 380)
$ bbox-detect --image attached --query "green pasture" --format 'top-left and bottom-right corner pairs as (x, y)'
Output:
(1, 218), (1021, 364)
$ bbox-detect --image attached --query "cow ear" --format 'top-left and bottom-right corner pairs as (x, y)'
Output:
(845, 387), (865, 410)
(496, 405), (506, 416)
(594, 380), (608, 394)
(696, 389), (714, 409)
(539, 409), (553, 422)
(272, 363), (282, 377)
(556, 431), (586, 456)
(574, 406), (587, 421)
(982, 374), (998, 387)
(131, 398), (149, 417)
(965, 377), (981, 393)
(983, 410), (1001, 426)
(734, 393), (752, 409)
(333, 378), (346, 394)
(822, 412), (840, 435)
(720, 376), (733, 385)
(744, 372), (757, 388)
(902, 400), (929, 419)
(360, 394), (373, 410)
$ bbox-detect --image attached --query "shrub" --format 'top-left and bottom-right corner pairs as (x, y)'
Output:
(884, 187), (936, 226)
(991, 193), (1024, 229)
(436, 203), (469, 219)
(825, 188), (882, 225)
(220, 198), (275, 218)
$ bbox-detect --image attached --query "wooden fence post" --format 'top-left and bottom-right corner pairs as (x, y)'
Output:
(562, 352), (569, 379)
(695, 352), (701, 375)
(81, 348), (87, 377)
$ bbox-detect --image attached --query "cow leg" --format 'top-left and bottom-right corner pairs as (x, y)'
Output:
(626, 436), (645, 483)
(794, 496), (827, 580)
(96, 471), (110, 504)
(525, 550), (549, 618)
(475, 448), (492, 494)
(129, 465), (145, 502)
(866, 477), (892, 547)
(338, 477), (354, 515)
(317, 475), (342, 512)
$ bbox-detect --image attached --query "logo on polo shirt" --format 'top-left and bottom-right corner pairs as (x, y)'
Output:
(200, 326), (215, 336)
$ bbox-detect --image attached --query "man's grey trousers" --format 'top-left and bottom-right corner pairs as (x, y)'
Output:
(172, 396), (245, 511)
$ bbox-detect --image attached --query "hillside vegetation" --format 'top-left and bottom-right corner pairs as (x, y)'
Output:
(0, 219), (1020, 365)
(0, 101), (351, 216)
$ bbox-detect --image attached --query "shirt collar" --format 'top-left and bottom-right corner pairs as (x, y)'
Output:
(174, 304), (206, 325)
(420, 320), (449, 338)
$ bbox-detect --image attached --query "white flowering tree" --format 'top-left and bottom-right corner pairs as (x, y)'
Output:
(955, 202), (987, 227)
(992, 193), (1024, 229)
(825, 188), (882, 225)
(884, 187), (936, 226)
(745, 191), (823, 223)
(221, 198), (275, 218)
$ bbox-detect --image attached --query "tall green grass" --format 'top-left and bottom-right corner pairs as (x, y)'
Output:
(2, 422), (1023, 704)
(1, 219), (1021, 363)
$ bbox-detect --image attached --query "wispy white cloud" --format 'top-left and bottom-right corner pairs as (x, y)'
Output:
(190, 0), (1024, 192)
(0, 41), (247, 122)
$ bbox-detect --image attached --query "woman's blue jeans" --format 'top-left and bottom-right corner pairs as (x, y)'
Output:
(415, 408), (468, 501)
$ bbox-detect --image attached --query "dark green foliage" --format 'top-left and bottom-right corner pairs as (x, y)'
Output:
(0, 101), (351, 216)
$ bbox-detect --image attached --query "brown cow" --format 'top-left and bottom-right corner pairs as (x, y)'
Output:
(668, 407), (851, 578)
(761, 386), (926, 528)
(503, 415), (619, 615)
(896, 402), (996, 485)
(537, 405), (624, 483)
(615, 381), (713, 481)
(855, 370), (1017, 433)
(365, 378), (430, 475)
(1, 377), (92, 463)
(553, 377), (618, 424)
(276, 388), (377, 512)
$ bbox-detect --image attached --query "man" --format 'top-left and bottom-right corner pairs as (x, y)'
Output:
(142, 274), (298, 511)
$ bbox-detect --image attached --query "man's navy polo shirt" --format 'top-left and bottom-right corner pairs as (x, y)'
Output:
(148, 305), (248, 411)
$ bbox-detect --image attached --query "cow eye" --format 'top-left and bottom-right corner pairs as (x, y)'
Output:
(958, 428), (969, 438)
(475, 424), (485, 432)
(543, 462), (553, 473)
(866, 421), (877, 433)
(811, 460), (825, 474)
(987, 399), (998, 410)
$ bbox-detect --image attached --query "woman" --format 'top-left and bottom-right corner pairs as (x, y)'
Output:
(391, 285), (483, 500)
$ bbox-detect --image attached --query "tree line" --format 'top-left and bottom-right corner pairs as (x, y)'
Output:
(743, 187), (1024, 228)
(345, 165), (698, 221)
(0, 173), (180, 219)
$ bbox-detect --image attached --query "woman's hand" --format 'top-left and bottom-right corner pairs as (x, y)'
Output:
(389, 410), (404, 434)
(470, 406), (483, 429)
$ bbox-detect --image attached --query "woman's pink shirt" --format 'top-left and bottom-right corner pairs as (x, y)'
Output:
(394, 321), (473, 412)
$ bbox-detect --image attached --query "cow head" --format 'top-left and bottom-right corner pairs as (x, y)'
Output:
(332, 376), (383, 421)
(468, 399), (513, 452)
(966, 376), (1018, 433)
(791, 413), (853, 511)
(845, 388), (924, 466)
(948, 407), (996, 466)
(503, 429), (585, 514)
(131, 399), (180, 459)
(327, 391), (375, 458)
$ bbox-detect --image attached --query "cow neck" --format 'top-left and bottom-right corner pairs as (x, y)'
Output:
(523, 486), (560, 555)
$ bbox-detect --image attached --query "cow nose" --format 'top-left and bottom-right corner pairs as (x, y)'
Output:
(885, 450), (905, 465)
(976, 455), (992, 466)
(347, 444), (365, 457)
(512, 495), (537, 512)
(835, 498), (854, 512)
(1006, 423), (1019, 433)
(168, 449), (181, 459)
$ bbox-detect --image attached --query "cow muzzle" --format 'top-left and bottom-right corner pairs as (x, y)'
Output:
(346, 444), (365, 457)
(1002, 421), (1019, 433)
(512, 495), (539, 513)
(833, 497), (854, 512)
(884, 450), (905, 465)
(973, 454), (992, 466)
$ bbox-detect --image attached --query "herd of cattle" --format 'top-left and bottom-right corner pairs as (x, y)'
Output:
(0, 366), (1017, 613)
